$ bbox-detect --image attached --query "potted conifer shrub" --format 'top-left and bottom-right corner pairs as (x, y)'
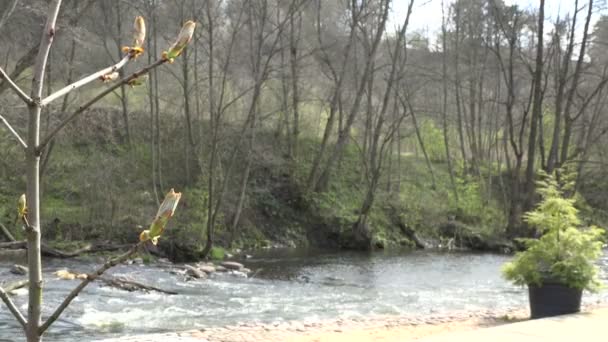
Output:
(502, 172), (605, 319)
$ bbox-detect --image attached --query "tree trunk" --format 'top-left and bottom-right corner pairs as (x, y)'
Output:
(454, 6), (467, 169)
(442, 2), (458, 200)
(289, 9), (301, 159)
(314, 0), (390, 192)
(25, 2), (62, 340)
(523, 0), (545, 212)
(559, 0), (594, 168)
(306, 0), (357, 191)
(546, 1), (578, 172)
(115, 0), (130, 147)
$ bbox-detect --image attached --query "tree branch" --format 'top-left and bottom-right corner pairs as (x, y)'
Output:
(0, 44), (39, 98)
(0, 113), (28, 149)
(0, 67), (33, 105)
(40, 55), (131, 106)
(39, 242), (142, 335)
(0, 222), (16, 241)
(0, 0), (19, 32)
(0, 285), (27, 329)
(38, 58), (167, 150)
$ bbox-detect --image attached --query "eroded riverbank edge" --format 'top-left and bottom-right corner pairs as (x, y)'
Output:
(95, 304), (607, 342)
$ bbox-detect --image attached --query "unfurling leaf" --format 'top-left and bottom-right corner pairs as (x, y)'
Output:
(139, 188), (181, 245)
(15, 194), (27, 224)
(100, 72), (119, 83)
(162, 21), (196, 63)
(126, 74), (148, 88)
(123, 16), (146, 59)
(133, 16), (146, 48)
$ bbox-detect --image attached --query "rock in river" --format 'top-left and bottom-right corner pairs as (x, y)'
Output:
(10, 264), (28, 275)
(184, 265), (206, 279)
(199, 265), (216, 274)
(229, 270), (248, 278)
(220, 261), (244, 271)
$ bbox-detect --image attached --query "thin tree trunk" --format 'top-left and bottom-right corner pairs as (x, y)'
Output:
(26, 3), (62, 340)
(306, 0), (358, 191)
(115, 0), (130, 147)
(408, 100), (436, 189)
(523, 0), (545, 212)
(289, 8), (301, 159)
(203, 1), (217, 257)
(152, 6), (163, 192)
(453, 4), (467, 169)
(560, 0), (594, 167)
(546, 1), (578, 172)
(441, 1), (458, 201)
(146, 1), (159, 204)
(314, 0), (390, 192)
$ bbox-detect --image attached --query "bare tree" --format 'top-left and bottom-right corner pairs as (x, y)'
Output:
(309, 0), (391, 193)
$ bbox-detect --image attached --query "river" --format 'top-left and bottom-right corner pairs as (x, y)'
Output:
(1, 249), (607, 341)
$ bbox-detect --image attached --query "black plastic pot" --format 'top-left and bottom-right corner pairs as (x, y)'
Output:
(528, 282), (582, 319)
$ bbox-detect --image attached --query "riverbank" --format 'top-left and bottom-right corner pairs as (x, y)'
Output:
(92, 308), (525, 341)
(96, 305), (608, 342)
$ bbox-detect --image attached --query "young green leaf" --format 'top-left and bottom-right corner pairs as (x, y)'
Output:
(162, 21), (196, 63)
(139, 188), (181, 245)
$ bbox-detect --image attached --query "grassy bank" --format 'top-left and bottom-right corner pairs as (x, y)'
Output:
(3, 113), (603, 260)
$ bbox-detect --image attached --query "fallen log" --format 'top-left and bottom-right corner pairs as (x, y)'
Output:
(41, 243), (92, 258)
(98, 276), (178, 295)
(0, 223), (15, 242)
(0, 240), (131, 258)
(2, 279), (28, 293)
(53, 269), (177, 295)
(0, 240), (25, 249)
(0, 248), (26, 263)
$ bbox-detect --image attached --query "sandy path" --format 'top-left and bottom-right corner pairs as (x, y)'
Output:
(283, 315), (522, 342)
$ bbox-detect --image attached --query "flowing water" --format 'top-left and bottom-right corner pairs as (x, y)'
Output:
(1, 249), (607, 341)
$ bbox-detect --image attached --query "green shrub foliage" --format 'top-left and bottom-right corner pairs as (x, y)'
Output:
(503, 171), (605, 291)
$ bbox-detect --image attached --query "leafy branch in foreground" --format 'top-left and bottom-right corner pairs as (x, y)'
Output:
(0, 2), (195, 340)
(38, 189), (181, 335)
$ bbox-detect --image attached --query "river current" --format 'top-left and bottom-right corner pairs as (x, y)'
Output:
(1, 249), (607, 341)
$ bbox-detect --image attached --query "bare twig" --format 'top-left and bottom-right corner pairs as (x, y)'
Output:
(0, 285), (27, 329)
(39, 58), (167, 150)
(0, 67), (33, 105)
(0, 0), (19, 32)
(0, 113), (28, 149)
(39, 242), (142, 334)
(0, 222), (16, 241)
(0, 44), (38, 98)
(40, 55), (131, 106)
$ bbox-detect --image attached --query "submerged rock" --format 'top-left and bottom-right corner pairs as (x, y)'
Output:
(199, 265), (216, 274)
(220, 261), (244, 270)
(130, 257), (144, 265)
(229, 270), (248, 278)
(10, 264), (28, 275)
(157, 258), (173, 266)
(184, 265), (206, 279)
